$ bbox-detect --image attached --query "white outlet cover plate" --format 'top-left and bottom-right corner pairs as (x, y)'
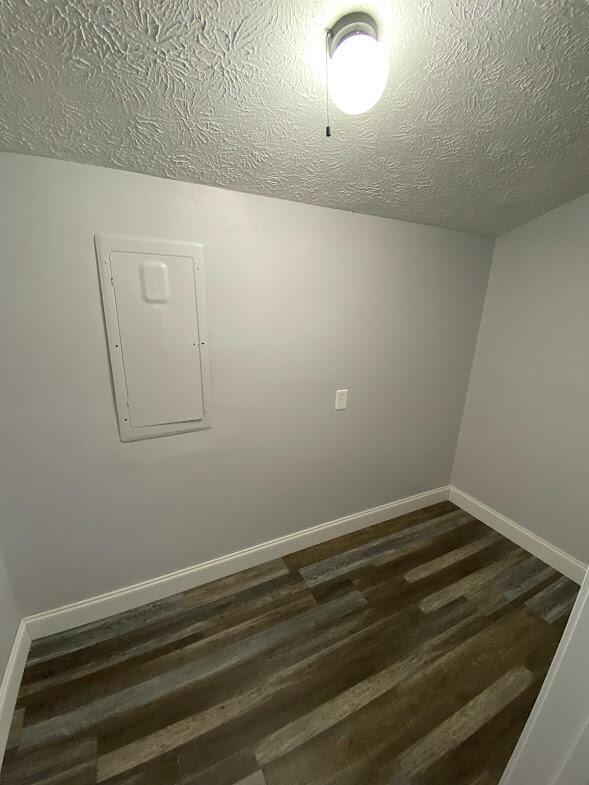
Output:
(335, 389), (348, 411)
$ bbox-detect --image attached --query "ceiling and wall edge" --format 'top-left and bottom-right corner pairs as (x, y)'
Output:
(0, 0), (587, 236)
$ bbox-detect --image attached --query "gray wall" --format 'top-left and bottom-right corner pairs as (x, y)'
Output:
(0, 545), (20, 677)
(453, 192), (589, 562)
(0, 153), (493, 615)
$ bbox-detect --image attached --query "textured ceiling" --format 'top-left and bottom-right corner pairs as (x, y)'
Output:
(0, 0), (588, 235)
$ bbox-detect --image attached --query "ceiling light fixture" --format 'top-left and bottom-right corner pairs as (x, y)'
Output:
(325, 12), (388, 126)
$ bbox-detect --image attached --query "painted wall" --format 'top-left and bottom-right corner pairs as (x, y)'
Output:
(453, 192), (589, 562)
(0, 546), (20, 677)
(0, 153), (492, 615)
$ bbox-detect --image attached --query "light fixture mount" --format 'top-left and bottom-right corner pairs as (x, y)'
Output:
(328, 12), (379, 58)
(324, 10), (388, 119)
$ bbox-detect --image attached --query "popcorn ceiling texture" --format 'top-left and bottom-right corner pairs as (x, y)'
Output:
(0, 0), (587, 235)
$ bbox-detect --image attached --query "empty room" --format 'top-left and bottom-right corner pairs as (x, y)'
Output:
(0, 1), (588, 784)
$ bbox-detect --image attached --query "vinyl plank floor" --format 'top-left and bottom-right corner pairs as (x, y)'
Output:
(0, 501), (578, 785)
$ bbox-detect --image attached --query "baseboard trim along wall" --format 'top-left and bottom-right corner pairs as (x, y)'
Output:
(25, 486), (450, 640)
(449, 487), (586, 585)
(0, 622), (31, 767)
(7, 483), (586, 644)
(1, 484), (449, 766)
(1, 482), (587, 769)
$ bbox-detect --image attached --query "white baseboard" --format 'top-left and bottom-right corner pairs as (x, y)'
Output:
(449, 487), (586, 585)
(25, 486), (450, 640)
(3, 484), (585, 773)
(1, 486), (449, 755)
(0, 621), (31, 769)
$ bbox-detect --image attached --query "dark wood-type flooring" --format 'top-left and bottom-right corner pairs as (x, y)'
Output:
(0, 501), (579, 785)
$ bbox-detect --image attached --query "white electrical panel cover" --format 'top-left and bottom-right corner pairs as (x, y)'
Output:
(95, 235), (212, 441)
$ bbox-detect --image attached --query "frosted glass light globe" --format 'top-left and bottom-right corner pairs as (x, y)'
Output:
(329, 33), (388, 115)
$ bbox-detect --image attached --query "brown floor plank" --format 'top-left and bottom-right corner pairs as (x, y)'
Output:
(282, 502), (457, 570)
(260, 605), (552, 785)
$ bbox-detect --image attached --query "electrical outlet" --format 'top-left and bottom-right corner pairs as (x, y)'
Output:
(335, 389), (348, 411)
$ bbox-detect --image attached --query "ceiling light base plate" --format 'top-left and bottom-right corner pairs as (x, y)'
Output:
(328, 12), (378, 57)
